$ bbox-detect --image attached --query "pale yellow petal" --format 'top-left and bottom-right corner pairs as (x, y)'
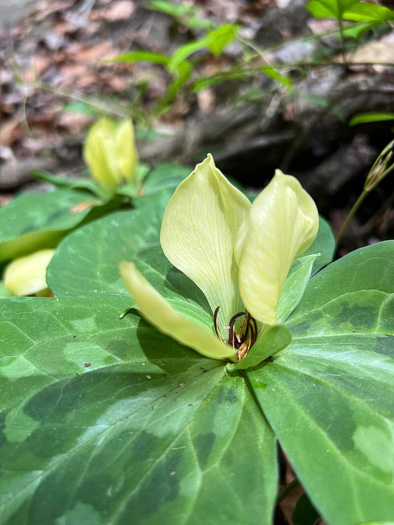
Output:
(239, 170), (318, 325)
(160, 154), (251, 334)
(4, 249), (55, 296)
(83, 118), (119, 192)
(115, 119), (138, 182)
(120, 261), (236, 361)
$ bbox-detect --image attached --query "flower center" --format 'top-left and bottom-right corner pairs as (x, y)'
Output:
(213, 306), (257, 361)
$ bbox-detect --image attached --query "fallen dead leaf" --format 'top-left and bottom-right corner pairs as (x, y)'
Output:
(67, 41), (114, 63)
(0, 116), (23, 147)
(92, 1), (135, 22)
(71, 200), (98, 214)
(197, 88), (216, 114)
(57, 111), (92, 132)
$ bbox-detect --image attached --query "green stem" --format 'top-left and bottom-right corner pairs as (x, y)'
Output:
(33, 80), (127, 118)
(335, 190), (368, 248)
(338, 17), (347, 65)
(276, 478), (301, 504)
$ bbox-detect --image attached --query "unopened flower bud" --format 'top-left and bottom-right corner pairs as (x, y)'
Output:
(4, 249), (55, 296)
(83, 118), (138, 195)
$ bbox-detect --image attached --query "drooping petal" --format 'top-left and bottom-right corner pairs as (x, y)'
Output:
(160, 154), (251, 334)
(4, 249), (55, 296)
(115, 119), (138, 182)
(120, 261), (236, 361)
(83, 118), (119, 193)
(239, 170), (319, 325)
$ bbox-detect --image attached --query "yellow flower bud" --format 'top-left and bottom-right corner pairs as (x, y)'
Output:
(83, 118), (138, 194)
(4, 249), (55, 296)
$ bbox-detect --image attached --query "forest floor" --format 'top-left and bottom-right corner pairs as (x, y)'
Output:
(1, 0), (393, 259)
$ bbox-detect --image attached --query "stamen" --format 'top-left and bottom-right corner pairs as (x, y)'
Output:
(250, 317), (258, 347)
(228, 311), (245, 349)
(213, 306), (225, 344)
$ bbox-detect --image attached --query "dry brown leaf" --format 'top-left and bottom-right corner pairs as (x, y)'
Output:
(197, 88), (216, 115)
(0, 195), (13, 207)
(0, 117), (22, 147)
(71, 200), (97, 214)
(67, 41), (114, 63)
(92, 1), (135, 22)
(22, 56), (52, 83)
(57, 112), (92, 132)
(341, 35), (394, 71)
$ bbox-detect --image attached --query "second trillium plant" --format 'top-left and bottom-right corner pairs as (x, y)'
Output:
(121, 154), (318, 363)
(83, 118), (139, 196)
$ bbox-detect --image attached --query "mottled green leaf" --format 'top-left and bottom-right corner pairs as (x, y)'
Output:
(32, 171), (105, 197)
(0, 190), (115, 262)
(143, 163), (191, 195)
(249, 241), (394, 525)
(0, 282), (12, 299)
(47, 210), (158, 297)
(302, 216), (335, 274)
(229, 325), (292, 371)
(0, 296), (277, 524)
(277, 254), (318, 323)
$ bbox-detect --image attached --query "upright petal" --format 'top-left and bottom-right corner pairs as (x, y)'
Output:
(115, 119), (138, 182)
(160, 154), (251, 333)
(83, 118), (119, 193)
(120, 261), (236, 361)
(239, 170), (318, 325)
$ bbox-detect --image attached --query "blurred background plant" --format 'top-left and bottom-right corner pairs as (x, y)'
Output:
(0, 0), (393, 275)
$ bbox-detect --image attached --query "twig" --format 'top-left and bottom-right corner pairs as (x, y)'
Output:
(277, 478), (301, 504)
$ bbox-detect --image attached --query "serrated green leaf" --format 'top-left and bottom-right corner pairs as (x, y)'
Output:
(0, 296), (277, 524)
(147, 0), (214, 30)
(62, 101), (101, 116)
(343, 2), (394, 22)
(249, 241), (394, 525)
(307, 0), (359, 20)
(106, 50), (170, 65)
(206, 24), (239, 57)
(167, 24), (238, 73)
(341, 21), (377, 39)
(306, 0), (394, 22)
(349, 112), (394, 126)
(261, 66), (293, 89)
(0, 190), (116, 262)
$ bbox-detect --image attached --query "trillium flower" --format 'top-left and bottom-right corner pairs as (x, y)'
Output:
(4, 249), (55, 297)
(120, 155), (318, 362)
(83, 118), (138, 195)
